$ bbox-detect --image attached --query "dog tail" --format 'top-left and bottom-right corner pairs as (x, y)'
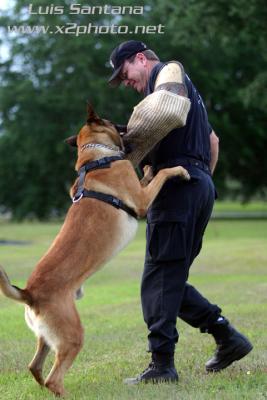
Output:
(0, 265), (32, 306)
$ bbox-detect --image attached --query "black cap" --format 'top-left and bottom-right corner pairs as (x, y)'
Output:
(108, 40), (148, 87)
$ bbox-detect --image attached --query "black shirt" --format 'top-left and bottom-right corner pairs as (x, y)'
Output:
(142, 61), (212, 170)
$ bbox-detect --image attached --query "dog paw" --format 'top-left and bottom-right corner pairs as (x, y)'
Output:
(45, 381), (65, 397)
(28, 366), (44, 386)
(143, 165), (154, 182)
(171, 166), (190, 181)
(181, 167), (190, 181)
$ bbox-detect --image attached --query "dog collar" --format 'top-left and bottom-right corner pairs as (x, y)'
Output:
(80, 142), (125, 157)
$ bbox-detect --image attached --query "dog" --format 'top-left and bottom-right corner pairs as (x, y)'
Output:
(0, 105), (190, 396)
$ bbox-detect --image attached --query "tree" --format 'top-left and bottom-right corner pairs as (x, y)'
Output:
(0, 0), (140, 219)
(147, 0), (267, 197)
(0, 0), (266, 219)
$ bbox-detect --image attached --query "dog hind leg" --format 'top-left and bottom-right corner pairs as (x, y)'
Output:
(44, 305), (84, 397)
(28, 336), (50, 386)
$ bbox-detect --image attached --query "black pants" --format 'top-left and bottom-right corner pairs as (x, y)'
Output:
(141, 167), (221, 354)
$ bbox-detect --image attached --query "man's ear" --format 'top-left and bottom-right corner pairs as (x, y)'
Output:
(87, 102), (102, 124)
(65, 135), (77, 147)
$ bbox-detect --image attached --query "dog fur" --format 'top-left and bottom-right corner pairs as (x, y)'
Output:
(0, 105), (190, 396)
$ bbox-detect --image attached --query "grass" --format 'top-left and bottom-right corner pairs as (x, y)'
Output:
(213, 201), (267, 212)
(0, 218), (267, 399)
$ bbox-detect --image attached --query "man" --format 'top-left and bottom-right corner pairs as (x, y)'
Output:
(108, 40), (252, 384)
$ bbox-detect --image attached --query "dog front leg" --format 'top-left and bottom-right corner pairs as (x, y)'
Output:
(137, 166), (190, 217)
(140, 165), (154, 187)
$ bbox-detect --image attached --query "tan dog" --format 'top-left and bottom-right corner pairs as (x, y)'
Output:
(0, 105), (190, 397)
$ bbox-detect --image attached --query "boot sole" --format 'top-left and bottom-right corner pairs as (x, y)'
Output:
(124, 376), (178, 385)
(206, 341), (253, 372)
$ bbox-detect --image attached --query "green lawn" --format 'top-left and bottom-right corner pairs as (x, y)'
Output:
(213, 201), (267, 212)
(0, 219), (266, 399)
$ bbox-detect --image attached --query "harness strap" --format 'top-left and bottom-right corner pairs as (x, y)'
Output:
(75, 155), (124, 200)
(72, 155), (137, 219)
(82, 189), (138, 219)
(82, 156), (124, 173)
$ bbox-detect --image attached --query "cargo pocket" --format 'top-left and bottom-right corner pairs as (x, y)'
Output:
(146, 210), (187, 263)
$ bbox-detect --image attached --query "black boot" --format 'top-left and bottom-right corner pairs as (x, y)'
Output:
(205, 318), (253, 372)
(124, 352), (178, 384)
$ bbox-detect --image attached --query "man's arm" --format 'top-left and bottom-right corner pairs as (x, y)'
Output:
(124, 62), (191, 166)
(154, 62), (188, 96)
(210, 130), (219, 175)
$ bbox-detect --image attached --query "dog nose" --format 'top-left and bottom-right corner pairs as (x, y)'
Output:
(115, 124), (127, 134)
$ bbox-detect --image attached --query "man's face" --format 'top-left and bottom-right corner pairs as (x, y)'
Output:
(119, 54), (148, 93)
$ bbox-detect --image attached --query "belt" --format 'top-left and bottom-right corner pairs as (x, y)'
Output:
(153, 157), (211, 175)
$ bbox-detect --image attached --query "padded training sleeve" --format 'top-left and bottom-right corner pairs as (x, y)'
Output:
(124, 90), (191, 167)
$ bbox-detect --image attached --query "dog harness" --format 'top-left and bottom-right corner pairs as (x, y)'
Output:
(72, 155), (138, 219)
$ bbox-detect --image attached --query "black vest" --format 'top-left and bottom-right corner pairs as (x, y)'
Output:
(141, 62), (212, 171)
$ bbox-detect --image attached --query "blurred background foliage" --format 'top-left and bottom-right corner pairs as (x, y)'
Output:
(0, 0), (266, 219)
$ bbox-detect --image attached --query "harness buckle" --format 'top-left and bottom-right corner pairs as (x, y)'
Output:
(72, 193), (84, 203)
(98, 157), (108, 166)
(112, 197), (120, 207)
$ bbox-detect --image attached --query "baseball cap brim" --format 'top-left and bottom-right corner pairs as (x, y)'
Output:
(108, 65), (123, 87)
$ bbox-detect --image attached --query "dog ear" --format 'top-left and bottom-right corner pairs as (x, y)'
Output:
(86, 102), (102, 124)
(65, 135), (77, 147)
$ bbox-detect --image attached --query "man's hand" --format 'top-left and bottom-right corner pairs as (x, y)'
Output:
(210, 130), (219, 175)
(140, 165), (154, 187)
